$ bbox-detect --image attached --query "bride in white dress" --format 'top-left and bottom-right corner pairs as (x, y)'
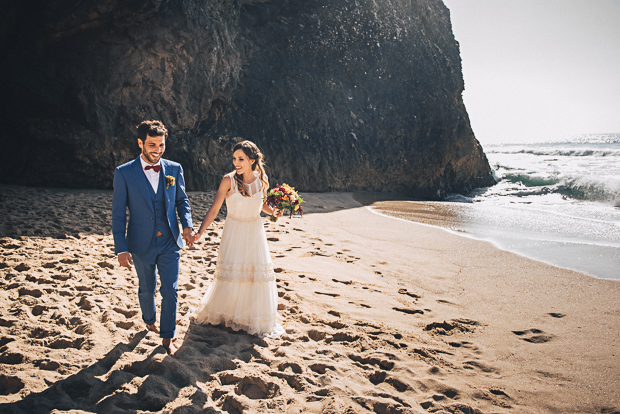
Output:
(193, 140), (284, 337)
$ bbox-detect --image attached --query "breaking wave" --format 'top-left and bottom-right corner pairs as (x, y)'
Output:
(496, 168), (620, 206)
(487, 148), (620, 157)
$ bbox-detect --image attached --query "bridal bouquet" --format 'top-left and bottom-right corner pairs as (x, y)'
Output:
(265, 183), (305, 222)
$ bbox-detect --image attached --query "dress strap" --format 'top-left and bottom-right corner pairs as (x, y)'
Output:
(228, 172), (238, 194)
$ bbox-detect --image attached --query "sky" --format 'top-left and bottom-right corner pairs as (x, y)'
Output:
(442, 0), (620, 144)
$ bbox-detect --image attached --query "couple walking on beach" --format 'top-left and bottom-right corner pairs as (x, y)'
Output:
(112, 120), (285, 356)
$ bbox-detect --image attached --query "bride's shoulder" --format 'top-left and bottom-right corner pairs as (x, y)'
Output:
(218, 174), (233, 190)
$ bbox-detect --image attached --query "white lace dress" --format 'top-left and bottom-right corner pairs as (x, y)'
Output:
(194, 172), (284, 337)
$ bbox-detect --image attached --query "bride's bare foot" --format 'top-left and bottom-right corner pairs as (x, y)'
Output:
(162, 338), (177, 356)
(146, 324), (159, 334)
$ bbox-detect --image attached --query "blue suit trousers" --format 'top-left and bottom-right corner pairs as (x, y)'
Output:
(131, 234), (180, 339)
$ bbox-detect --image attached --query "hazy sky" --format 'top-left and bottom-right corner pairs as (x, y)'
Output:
(442, 0), (620, 144)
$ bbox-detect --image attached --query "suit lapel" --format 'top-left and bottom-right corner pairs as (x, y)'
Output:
(161, 160), (171, 211)
(130, 157), (155, 213)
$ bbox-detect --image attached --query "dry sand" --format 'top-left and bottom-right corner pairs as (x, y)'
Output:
(0, 184), (618, 413)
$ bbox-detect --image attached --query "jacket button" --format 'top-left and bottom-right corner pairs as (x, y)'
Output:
(151, 217), (155, 220)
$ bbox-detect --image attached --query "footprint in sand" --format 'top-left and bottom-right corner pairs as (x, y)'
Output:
(321, 319), (347, 329)
(349, 354), (395, 371)
(18, 287), (43, 298)
(221, 373), (282, 398)
(46, 336), (85, 350)
(308, 363), (335, 375)
(368, 370), (386, 384)
(25, 275), (55, 285)
(278, 362), (303, 374)
(78, 296), (96, 311)
(385, 377), (411, 392)
(315, 291), (340, 297)
(97, 261), (115, 269)
(512, 328), (554, 343)
(488, 387), (511, 398)
(548, 313), (566, 318)
(424, 320), (478, 335)
(14, 263), (31, 272)
(112, 307), (139, 318)
(307, 329), (328, 342)
(398, 288), (421, 299)
(448, 341), (479, 351)
(393, 307), (424, 315)
(349, 301), (371, 308)
(38, 360), (61, 371)
(332, 278), (352, 285)
(0, 352), (25, 365)
(463, 360), (500, 374)
(0, 337), (16, 347)
(51, 273), (71, 281)
(0, 374), (25, 395)
(114, 321), (135, 330)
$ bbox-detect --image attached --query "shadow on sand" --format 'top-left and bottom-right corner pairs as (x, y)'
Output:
(0, 324), (269, 414)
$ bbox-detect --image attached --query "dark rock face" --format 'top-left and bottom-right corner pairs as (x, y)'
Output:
(0, 0), (495, 198)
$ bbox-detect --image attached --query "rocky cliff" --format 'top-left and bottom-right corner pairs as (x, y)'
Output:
(0, 0), (495, 198)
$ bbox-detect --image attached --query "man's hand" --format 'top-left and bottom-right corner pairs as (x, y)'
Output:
(183, 227), (195, 248)
(118, 252), (133, 271)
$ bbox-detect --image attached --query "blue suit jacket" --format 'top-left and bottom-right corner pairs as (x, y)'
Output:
(112, 157), (193, 255)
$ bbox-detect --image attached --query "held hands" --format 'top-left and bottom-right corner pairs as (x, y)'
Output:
(118, 252), (133, 271)
(182, 227), (195, 248)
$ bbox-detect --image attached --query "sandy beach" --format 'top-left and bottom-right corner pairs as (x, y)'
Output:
(0, 184), (618, 413)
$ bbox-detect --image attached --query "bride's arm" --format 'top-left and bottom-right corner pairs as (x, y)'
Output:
(194, 176), (231, 241)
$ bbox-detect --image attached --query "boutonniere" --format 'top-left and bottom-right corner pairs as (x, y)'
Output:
(165, 175), (175, 190)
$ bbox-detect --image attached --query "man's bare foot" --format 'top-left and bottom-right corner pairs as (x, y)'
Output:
(162, 338), (177, 356)
(146, 324), (159, 334)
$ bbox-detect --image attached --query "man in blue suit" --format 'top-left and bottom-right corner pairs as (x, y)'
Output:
(112, 120), (194, 356)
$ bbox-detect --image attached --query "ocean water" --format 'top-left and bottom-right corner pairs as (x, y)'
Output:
(376, 134), (620, 280)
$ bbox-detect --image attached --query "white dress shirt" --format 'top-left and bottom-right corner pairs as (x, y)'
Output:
(140, 157), (161, 193)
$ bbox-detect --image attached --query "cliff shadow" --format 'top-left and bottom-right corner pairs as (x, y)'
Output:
(294, 191), (416, 216)
(0, 184), (114, 239)
(0, 184), (417, 240)
(0, 185), (224, 240)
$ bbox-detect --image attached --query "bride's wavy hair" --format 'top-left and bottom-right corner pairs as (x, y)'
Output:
(231, 140), (269, 197)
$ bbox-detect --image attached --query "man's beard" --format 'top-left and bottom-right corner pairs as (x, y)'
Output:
(142, 148), (161, 164)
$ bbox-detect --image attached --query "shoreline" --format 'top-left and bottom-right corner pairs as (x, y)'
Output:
(366, 204), (615, 282)
(1, 186), (619, 413)
(359, 195), (620, 281)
